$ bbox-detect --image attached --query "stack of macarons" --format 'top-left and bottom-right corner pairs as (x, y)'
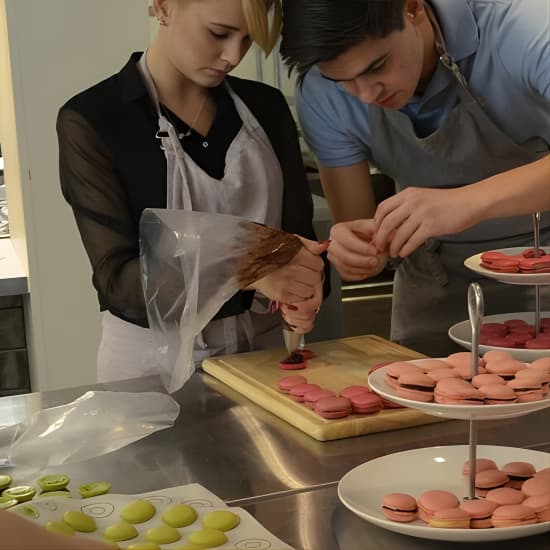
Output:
(480, 248), (550, 274)
(480, 317), (550, 349)
(381, 457), (549, 529)
(380, 352), (549, 405)
(276, 375), (385, 420)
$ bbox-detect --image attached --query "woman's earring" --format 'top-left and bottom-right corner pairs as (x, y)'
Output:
(407, 12), (415, 19)
(158, 17), (167, 26)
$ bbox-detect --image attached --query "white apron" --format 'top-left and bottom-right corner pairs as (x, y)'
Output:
(97, 53), (284, 382)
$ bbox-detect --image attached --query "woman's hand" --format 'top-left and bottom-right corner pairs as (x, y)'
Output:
(328, 220), (387, 281)
(373, 186), (476, 257)
(249, 237), (328, 304)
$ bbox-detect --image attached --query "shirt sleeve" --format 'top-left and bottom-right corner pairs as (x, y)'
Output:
(57, 108), (148, 326)
(497, 0), (550, 99)
(295, 68), (372, 167)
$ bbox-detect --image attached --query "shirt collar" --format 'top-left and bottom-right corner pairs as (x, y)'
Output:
(428, 0), (479, 63)
(118, 52), (150, 104)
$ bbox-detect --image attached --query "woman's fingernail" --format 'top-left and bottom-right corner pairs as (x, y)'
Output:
(286, 304), (299, 311)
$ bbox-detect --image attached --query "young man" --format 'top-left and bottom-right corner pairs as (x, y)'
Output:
(281, 0), (550, 355)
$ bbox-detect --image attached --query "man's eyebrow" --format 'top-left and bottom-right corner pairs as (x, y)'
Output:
(320, 53), (388, 82)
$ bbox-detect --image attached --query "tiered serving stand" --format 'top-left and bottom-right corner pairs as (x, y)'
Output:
(338, 220), (550, 542)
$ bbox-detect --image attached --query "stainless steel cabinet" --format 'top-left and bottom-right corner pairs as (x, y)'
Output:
(0, 295), (29, 395)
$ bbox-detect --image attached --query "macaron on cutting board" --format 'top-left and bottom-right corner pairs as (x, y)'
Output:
(202, 335), (446, 441)
(9, 483), (293, 549)
(338, 445), (550, 542)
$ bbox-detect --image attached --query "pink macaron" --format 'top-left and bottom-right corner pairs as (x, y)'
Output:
(486, 359), (528, 380)
(396, 372), (435, 402)
(446, 352), (484, 370)
(349, 392), (383, 414)
(530, 357), (550, 373)
(434, 378), (485, 405)
(491, 504), (538, 527)
(521, 476), (550, 498)
(507, 378), (544, 402)
(501, 461), (536, 490)
(428, 507), (471, 529)
(413, 358), (452, 373)
(475, 469), (509, 497)
(314, 396), (352, 419)
(471, 373), (506, 388)
(483, 349), (514, 364)
(515, 368), (549, 395)
(416, 490), (460, 523)
(277, 374), (307, 393)
(459, 498), (498, 528)
(381, 493), (418, 522)
(385, 362), (423, 388)
(289, 383), (321, 402)
(478, 384), (517, 404)
(523, 494), (550, 522)
(485, 486), (525, 506)
(462, 458), (498, 476)
(426, 368), (460, 382)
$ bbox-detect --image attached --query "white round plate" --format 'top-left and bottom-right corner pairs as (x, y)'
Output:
(464, 247), (550, 286)
(448, 311), (550, 362)
(338, 445), (550, 542)
(368, 362), (550, 420)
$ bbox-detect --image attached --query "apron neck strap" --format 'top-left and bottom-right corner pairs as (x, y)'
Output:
(137, 51), (162, 117)
(426, 4), (470, 91)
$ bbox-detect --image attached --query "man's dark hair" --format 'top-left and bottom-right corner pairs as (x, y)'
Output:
(281, 0), (406, 84)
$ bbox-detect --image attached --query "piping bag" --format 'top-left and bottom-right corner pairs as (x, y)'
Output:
(140, 209), (304, 393)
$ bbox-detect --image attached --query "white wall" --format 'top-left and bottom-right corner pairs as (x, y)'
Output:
(2, 0), (150, 391)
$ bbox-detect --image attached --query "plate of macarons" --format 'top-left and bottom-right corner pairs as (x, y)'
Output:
(367, 354), (550, 421)
(464, 247), (550, 286)
(337, 444), (550, 542)
(448, 312), (550, 362)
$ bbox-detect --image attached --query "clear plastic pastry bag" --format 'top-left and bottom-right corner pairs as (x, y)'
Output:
(3, 390), (179, 477)
(139, 209), (302, 394)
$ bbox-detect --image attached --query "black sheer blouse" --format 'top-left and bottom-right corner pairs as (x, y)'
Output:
(57, 53), (325, 328)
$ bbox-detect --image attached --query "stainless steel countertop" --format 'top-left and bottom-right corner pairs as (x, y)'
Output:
(2, 372), (549, 549)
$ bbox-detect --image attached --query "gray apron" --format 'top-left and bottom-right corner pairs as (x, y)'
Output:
(96, 53), (284, 383)
(369, 11), (550, 357)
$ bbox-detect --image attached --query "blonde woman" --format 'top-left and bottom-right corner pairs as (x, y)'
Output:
(57, 0), (328, 383)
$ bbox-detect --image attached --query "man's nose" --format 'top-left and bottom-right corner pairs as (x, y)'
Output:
(353, 78), (384, 105)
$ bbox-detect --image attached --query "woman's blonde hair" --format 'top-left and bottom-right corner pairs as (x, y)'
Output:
(243, 0), (282, 55)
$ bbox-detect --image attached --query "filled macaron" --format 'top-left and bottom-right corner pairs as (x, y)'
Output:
(381, 493), (417, 522)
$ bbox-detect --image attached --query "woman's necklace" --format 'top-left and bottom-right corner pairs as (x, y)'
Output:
(170, 92), (210, 139)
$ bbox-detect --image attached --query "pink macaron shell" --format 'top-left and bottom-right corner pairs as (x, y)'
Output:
(452, 363), (487, 380)
(446, 352), (484, 370)
(416, 490), (460, 523)
(483, 350), (514, 364)
(426, 368), (461, 382)
(491, 504), (538, 527)
(507, 378), (544, 402)
(462, 458), (498, 476)
(534, 467), (550, 480)
(485, 487), (526, 506)
(486, 359), (528, 379)
(303, 388), (336, 409)
(289, 383), (321, 402)
(521, 476), (550, 498)
(471, 373), (506, 388)
(277, 374), (308, 393)
(530, 357), (550, 371)
(339, 385), (371, 399)
(412, 358), (452, 372)
(350, 392), (383, 414)
(459, 499), (498, 528)
(381, 493), (418, 523)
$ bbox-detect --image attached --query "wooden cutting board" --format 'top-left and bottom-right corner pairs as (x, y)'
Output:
(202, 334), (447, 441)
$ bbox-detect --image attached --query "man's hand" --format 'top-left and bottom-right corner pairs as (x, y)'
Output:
(328, 220), (387, 281)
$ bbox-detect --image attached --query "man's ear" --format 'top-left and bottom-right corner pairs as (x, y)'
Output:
(404, 0), (427, 24)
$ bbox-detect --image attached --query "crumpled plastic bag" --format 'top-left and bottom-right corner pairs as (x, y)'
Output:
(140, 209), (302, 393)
(3, 391), (179, 475)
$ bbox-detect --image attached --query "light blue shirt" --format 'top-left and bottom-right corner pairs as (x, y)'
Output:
(296, 0), (550, 168)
